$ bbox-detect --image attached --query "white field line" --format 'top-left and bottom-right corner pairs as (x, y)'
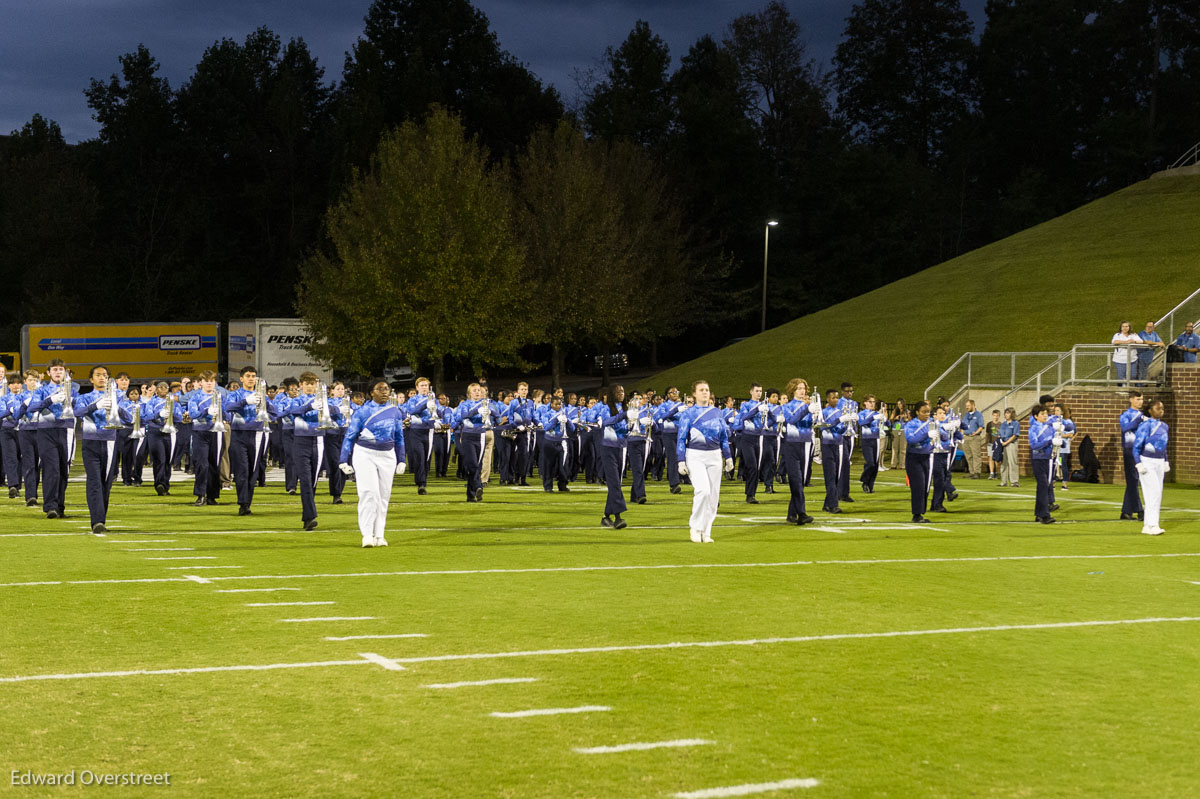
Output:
(108, 540), (177, 543)
(0, 653), (411, 684)
(245, 601), (334, 607)
(145, 557), (218, 561)
(0, 533), (81, 538)
(357, 652), (406, 671)
(490, 706), (610, 718)
(575, 738), (712, 754)
(215, 588), (302, 593)
(324, 633), (427, 641)
(127, 548), (195, 552)
(5, 552), (1200, 589)
(379, 616), (1200, 666)
(673, 778), (820, 798)
(278, 616), (377, 623)
(425, 677), (538, 689)
(183, 575), (212, 584)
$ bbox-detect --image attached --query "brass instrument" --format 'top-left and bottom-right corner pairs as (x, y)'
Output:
(162, 393), (177, 435)
(479, 398), (492, 430)
(254, 379), (271, 426)
(810, 385), (831, 430)
(340, 398), (352, 428)
(316, 382), (339, 430)
(103, 379), (125, 430)
(58, 373), (75, 422)
(209, 392), (227, 434)
(130, 403), (145, 440)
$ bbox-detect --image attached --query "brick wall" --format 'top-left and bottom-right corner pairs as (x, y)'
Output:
(972, 363), (1199, 485)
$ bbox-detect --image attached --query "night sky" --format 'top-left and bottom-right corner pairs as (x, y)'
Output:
(2, 0), (988, 144)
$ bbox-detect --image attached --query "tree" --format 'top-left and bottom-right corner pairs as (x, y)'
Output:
(297, 107), (531, 384)
(582, 20), (674, 152)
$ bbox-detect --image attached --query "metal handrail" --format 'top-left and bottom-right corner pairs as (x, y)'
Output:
(923, 351), (1060, 403)
(1155, 285), (1200, 344)
(1168, 141), (1200, 170)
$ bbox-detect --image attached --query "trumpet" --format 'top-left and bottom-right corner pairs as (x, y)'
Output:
(254, 379), (271, 425)
(810, 385), (831, 430)
(162, 393), (177, 435)
(479, 399), (492, 430)
(340, 398), (352, 427)
(316, 382), (339, 430)
(59, 373), (75, 422)
(209, 392), (227, 434)
(130, 402), (145, 440)
(103, 379), (125, 430)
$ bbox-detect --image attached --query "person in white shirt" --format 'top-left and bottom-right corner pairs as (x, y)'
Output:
(1111, 321), (1142, 385)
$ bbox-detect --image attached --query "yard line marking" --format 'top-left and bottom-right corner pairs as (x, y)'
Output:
(215, 588), (302, 593)
(673, 778), (820, 798)
(278, 616), (377, 623)
(324, 633), (427, 641)
(164, 566), (244, 570)
(245, 601), (334, 607)
(108, 540), (177, 543)
(490, 706), (610, 718)
(384, 616), (1200, 665)
(0, 533), (85, 538)
(0, 659), (371, 684)
(575, 738), (711, 754)
(183, 575), (212, 585)
(145, 556), (218, 561)
(425, 678), (538, 689)
(128, 548), (195, 552)
(358, 652), (407, 672)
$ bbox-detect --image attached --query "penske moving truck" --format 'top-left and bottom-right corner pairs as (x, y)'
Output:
(21, 322), (220, 384)
(227, 318), (332, 386)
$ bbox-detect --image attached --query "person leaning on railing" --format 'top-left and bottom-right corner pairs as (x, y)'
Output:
(1174, 321), (1199, 363)
(1111, 321), (1142, 384)
(1136, 321), (1165, 380)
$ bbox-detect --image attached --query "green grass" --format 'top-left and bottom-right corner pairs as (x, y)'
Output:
(2, 469), (1199, 798)
(645, 175), (1200, 399)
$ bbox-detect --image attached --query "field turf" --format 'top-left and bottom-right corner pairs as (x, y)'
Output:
(2, 467), (1199, 798)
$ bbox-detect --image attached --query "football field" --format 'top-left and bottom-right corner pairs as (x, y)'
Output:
(2, 468), (1199, 798)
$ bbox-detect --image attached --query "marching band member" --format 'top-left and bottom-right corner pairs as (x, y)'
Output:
(29, 359), (77, 519)
(283, 371), (342, 531)
(1052, 404), (1076, 491)
(276, 377), (300, 494)
(324, 381), (350, 503)
(143, 381), (182, 496)
(857, 395), (886, 494)
(760, 389), (781, 492)
(452, 382), (490, 502)
(434, 393), (452, 478)
(903, 401), (936, 523)
(1, 373), (23, 497)
(1038, 394), (1059, 512)
(819, 389), (852, 514)
(835, 383), (858, 503)
(777, 378), (818, 525)
(223, 367), (271, 515)
(16, 371), (41, 507)
(339, 380), (406, 547)
(734, 383), (770, 504)
(508, 382), (535, 487)
(1119, 391), (1146, 522)
(624, 392), (653, 504)
(1028, 404), (1058, 524)
(538, 396), (574, 493)
(74, 366), (134, 533)
(928, 406), (954, 514)
(175, 377), (197, 474)
(402, 377), (442, 495)
(676, 380), (732, 543)
(1132, 399), (1168, 535)
(494, 389), (517, 485)
(595, 385), (629, 529)
(652, 387), (684, 494)
(125, 385), (149, 486)
(187, 371), (225, 508)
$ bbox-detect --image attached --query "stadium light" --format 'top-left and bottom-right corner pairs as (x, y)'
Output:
(762, 221), (779, 333)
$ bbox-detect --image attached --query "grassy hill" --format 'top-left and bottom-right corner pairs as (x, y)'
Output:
(642, 175), (1200, 400)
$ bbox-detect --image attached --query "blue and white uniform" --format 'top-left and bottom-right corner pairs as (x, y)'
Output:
(14, 385), (41, 504)
(187, 391), (225, 505)
(1133, 417), (1169, 533)
(778, 396), (819, 522)
(340, 400), (407, 544)
(595, 402), (628, 519)
(29, 379), (78, 516)
(676, 403), (731, 541)
(835, 395), (858, 501)
(819, 405), (849, 513)
(223, 386), (271, 509)
(142, 392), (184, 495)
(1029, 417), (1056, 520)
(74, 388), (134, 529)
(453, 398), (493, 501)
(1119, 406), (1146, 517)
(624, 403), (655, 504)
(653, 399), (684, 491)
(285, 391), (343, 527)
(734, 399), (772, 501)
(903, 415), (938, 519)
(0, 387), (23, 493)
(402, 392), (442, 491)
(539, 407), (575, 492)
(857, 407), (886, 492)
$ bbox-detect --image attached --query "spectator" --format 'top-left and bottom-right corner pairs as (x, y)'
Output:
(998, 407), (1020, 486)
(1111, 321), (1142, 384)
(985, 409), (1002, 480)
(1136, 321), (1165, 381)
(1054, 403), (1075, 491)
(960, 399), (985, 478)
(1174, 321), (1199, 363)
(876, 401), (890, 471)
(888, 399), (910, 470)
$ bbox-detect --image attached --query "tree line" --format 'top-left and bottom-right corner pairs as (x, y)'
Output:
(2, 0), (1198, 380)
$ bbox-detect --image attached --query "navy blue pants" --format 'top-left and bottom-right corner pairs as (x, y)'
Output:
(906, 451), (930, 518)
(1121, 447), (1143, 516)
(860, 437), (880, 491)
(627, 439), (648, 502)
(839, 436), (855, 500)
(191, 430), (222, 502)
(37, 426), (70, 514)
(405, 428), (433, 488)
(19, 429), (39, 502)
(660, 433), (679, 488)
(737, 434), (765, 499)
(820, 440), (842, 512)
(539, 437), (569, 491)
(282, 429), (297, 492)
(495, 433), (514, 482)
(325, 431), (346, 497)
(82, 438), (118, 527)
(600, 445), (627, 517)
(1033, 458), (1052, 518)
(458, 434), (484, 499)
(514, 430), (533, 482)
(1, 428), (20, 488)
(229, 429), (262, 507)
(293, 435), (323, 523)
(147, 429), (175, 492)
(930, 452), (950, 510)
(781, 440), (812, 520)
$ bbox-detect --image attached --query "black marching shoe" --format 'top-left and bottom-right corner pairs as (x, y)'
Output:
(558, 486), (570, 493)
(635, 497), (646, 504)
(842, 496), (855, 503)
(1048, 503), (1060, 512)
(238, 505), (251, 516)
(946, 492), (958, 502)
(8, 487), (18, 499)
(26, 497), (38, 507)
(287, 489), (297, 495)
(332, 497), (343, 505)
(46, 510), (59, 519)
(1040, 516), (1056, 524)
(798, 515), (815, 525)
(825, 507), (843, 514)
(193, 498), (206, 507)
(155, 484), (167, 496)
(1120, 512), (1136, 520)
(931, 507), (950, 513)
(746, 497), (759, 505)
(601, 516), (615, 528)
(613, 516), (628, 530)
(670, 485), (682, 495)
(417, 487), (427, 496)
(787, 515), (799, 523)
(912, 515), (930, 523)
(92, 523), (106, 534)
(304, 519), (318, 531)
(474, 488), (484, 502)
(205, 498), (218, 506)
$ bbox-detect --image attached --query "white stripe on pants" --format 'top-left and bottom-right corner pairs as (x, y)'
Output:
(685, 448), (724, 537)
(354, 445), (396, 540)
(1138, 459), (1165, 529)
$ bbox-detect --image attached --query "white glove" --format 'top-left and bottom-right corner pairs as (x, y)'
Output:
(1136, 462), (1148, 475)
(314, 398), (326, 412)
(929, 425), (939, 440)
(1052, 436), (1063, 447)
(840, 413), (855, 424)
(51, 391), (66, 404)
(724, 458), (735, 472)
(1052, 422), (1063, 432)
(775, 413), (785, 425)
(948, 419), (961, 430)
(626, 409), (638, 422)
(245, 393), (259, 406)
(208, 403), (218, 418)
(426, 398), (436, 412)
(96, 397), (112, 410)
(558, 414), (568, 424)
(517, 424), (526, 432)
(807, 402), (821, 415)
(339, 463), (354, 476)
(433, 421), (443, 431)
(159, 406), (170, 419)
(874, 413), (886, 422)
(396, 462), (407, 475)
(1164, 461), (1171, 473)
(678, 462), (689, 476)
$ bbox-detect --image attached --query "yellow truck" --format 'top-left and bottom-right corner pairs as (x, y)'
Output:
(20, 322), (220, 383)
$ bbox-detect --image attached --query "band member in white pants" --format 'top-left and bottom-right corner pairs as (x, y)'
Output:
(338, 381), (407, 548)
(676, 380), (732, 543)
(1133, 399), (1169, 536)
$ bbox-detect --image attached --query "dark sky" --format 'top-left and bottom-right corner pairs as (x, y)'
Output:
(2, 0), (987, 144)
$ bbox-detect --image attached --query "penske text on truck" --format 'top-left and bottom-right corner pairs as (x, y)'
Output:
(20, 322), (220, 383)
(227, 318), (332, 386)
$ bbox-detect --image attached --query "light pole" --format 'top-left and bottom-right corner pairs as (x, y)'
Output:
(761, 220), (778, 333)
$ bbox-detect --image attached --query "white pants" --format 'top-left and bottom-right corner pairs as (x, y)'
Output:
(686, 448), (724, 537)
(1138, 459), (1165, 529)
(354, 445), (396, 540)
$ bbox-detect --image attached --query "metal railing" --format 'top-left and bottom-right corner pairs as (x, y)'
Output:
(924, 352), (1061, 408)
(1168, 141), (1200, 170)
(1155, 285), (1200, 345)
